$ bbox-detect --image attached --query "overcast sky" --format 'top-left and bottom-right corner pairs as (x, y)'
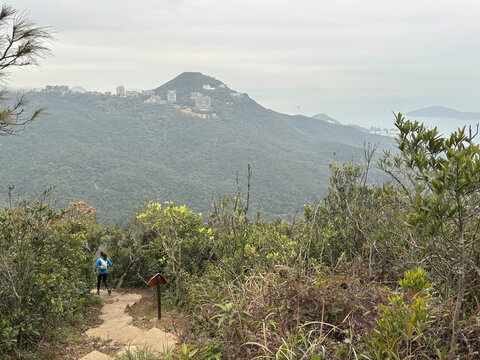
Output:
(8, 0), (480, 127)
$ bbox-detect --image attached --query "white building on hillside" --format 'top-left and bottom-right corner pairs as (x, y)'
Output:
(195, 95), (211, 111)
(45, 85), (69, 92)
(116, 85), (125, 97)
(126, 90), (139, 97)
(167, 90), (176, 103)
(191, 92), (203, 100)
(142, 90), (154, 96)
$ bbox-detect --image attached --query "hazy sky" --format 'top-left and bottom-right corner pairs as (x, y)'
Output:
(8, 0), (480, 127)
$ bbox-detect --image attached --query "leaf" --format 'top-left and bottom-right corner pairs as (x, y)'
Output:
(390, 335), (402, 352)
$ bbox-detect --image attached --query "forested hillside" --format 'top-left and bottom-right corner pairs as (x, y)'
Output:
(0, 73), (392, 221)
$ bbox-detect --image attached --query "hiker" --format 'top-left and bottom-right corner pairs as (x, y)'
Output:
(95, 250), (112, 294)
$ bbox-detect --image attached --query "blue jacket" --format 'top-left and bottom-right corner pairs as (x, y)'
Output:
(95, 258), (112, 275)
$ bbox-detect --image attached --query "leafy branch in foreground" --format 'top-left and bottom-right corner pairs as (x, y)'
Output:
(0, 4), (53, 136)
(380, 112), (480, 351)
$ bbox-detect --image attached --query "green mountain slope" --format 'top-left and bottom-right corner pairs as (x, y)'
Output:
(0, 72), (392, 221)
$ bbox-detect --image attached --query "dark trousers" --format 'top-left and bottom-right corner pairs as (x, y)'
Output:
(97, 273), (109, 291)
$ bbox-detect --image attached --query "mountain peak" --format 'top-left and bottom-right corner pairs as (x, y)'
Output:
(175, 71), (219, 82)
(155, 72), (225, 92)
(153, 72), (250, 110)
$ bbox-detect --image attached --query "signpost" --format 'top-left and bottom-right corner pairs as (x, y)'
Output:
(147, 273), (168, 319)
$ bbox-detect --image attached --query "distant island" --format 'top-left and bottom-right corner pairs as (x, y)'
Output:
(407, 106), (480, 120)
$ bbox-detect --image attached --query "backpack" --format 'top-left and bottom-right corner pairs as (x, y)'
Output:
(99, 258), (108, 271)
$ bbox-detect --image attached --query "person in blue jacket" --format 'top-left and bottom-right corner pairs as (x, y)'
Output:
(95, 250), (112, 294)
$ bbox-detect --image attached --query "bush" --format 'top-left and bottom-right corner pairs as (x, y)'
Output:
(184, 269), (386, 359)
(0, 191), (103, 356)
(364, 269), (446, 359)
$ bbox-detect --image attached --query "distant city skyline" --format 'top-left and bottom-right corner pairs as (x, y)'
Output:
(8, 0), (480, 127)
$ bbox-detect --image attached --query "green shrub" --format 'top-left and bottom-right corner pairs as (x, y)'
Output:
(364, 269), (443, 359)
(398, 268), (430, 293)
(0, 191), (103, 356)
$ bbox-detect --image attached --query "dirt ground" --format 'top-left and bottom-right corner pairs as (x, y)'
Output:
(35, 297), (121, 360)
(126, 288), (181, 333)
(34, 288), (185, 360)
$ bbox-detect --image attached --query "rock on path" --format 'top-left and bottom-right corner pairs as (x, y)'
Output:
(79, 291), (177, 360)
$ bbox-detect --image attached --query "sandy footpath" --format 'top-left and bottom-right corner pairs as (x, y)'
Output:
(79, 291), (177, 360)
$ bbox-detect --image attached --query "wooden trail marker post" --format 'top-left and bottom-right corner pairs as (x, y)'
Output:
(147, 273), (168, 319)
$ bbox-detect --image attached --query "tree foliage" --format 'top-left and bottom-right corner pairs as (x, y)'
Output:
(0, 4), (52, 136)
(381, 113), (480, 349)
(0, 190), (103, 357)
(135, 202), (212, 303)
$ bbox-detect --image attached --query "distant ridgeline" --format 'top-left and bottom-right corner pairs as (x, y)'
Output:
(407, 105), (480, 120)
(0, 72), (393, 222)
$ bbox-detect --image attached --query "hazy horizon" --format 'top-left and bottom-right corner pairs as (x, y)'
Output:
(8, 0), (480, 128)
(9, 77), (480, 130)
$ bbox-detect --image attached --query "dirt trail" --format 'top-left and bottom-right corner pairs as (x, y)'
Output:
(79, 291), (177, 360)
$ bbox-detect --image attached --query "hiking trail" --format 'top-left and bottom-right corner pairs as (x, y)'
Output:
(79, 290), (177, 360)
